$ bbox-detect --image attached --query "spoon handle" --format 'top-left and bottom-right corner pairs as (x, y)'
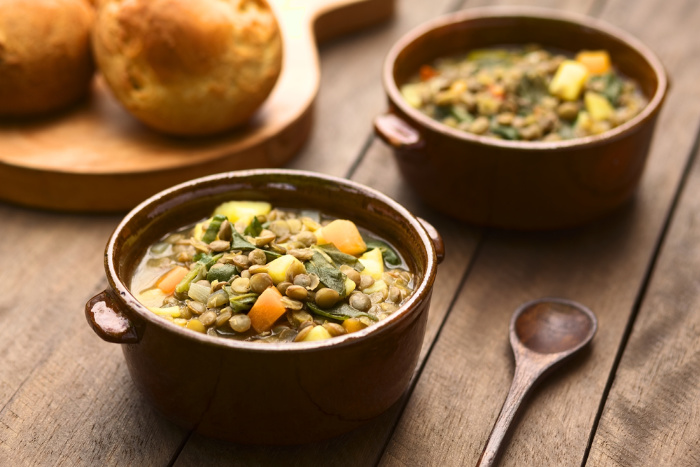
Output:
(476, 362), (543, 467)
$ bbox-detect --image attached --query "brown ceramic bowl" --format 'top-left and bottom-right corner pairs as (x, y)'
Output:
(85, 169), (443, 444)
(375, 7), (668, 229)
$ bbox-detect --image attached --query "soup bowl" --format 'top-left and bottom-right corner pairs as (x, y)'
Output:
(85, 169), (443, 444)
(375, 7), (669, 229)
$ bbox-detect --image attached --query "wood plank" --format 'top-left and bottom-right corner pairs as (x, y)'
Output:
(0, 208), (187, 466)
(376, 0), (700, 465)
(587, 135), (700, 467)
(585, 1), (700, 465)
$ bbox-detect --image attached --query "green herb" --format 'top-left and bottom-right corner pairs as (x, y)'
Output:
(592, 73), (623, 104)
(517, 74), (548, 105)
(491, 124), (519, 140)
(263, 250), (282, 262)
(193, 252), (223, 269)
(231, 231), (256, 251)
(314, 244), (365, 272)
(451, 105), (473, 123)
(433, 105), (452, 121)
(207, 264), (237, 283)
(202, 214), (227, 244)
(304, 251), (347, 296)
(229, 292), (259, 313)
(244, 216), (263, 237)
(175, 264), (204, 295)
(307, 302), (378, 322)
(364, 240), (401, 265)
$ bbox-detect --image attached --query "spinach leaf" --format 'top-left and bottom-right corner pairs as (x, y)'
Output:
(364, 240), (401, 265)
(451, 105), (474, 123)
(229, 292), (259, 313)
(202, 215), (227, 244)
(307, 302), (378, 322)
(231, 230), (256, 251)
(589, 73), (623, 104)
(304, 251), (347, 296)
(433, 105), (452, 121)
(193, 252), (223, 269)
(315, 244), (365, 271)
(263, 250), (283, 262)
(244, 216), (263, 237)
(491, 124), (519, 140)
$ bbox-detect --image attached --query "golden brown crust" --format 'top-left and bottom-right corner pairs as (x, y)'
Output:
(93, 0), (282, 136)
(0, 0), (95, 117)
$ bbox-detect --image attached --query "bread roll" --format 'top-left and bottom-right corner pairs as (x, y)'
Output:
(93, 0), (283, 136)
(0, 0), (95, 117)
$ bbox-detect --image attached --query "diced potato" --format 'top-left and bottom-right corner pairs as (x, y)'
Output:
(584, 91), (614, 121)
(549, 60), (589, 101)
(173, 318), (188, 327)
(266, 254), (306, 284)
(147, 306), (180, 318)
(575, 111), (593, 131)
(363, 279), (387, 295)
(193, 218), (208, 241)
(213, 201), (272, 224)
(302, 217), (321, 232)
(186, 320), (206, 333)
(138, 288), (167, 307)
(302, 325), (332, 342)
(342, 318), (367, 334)
(359, 248), (384, 280)
(401, 83), (423, 108)
(345, 277), (356, 296)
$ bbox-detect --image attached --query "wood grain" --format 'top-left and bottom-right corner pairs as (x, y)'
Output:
(376, 0), (700, 465)
(586, 1), (700, 465)
(0, 0), (393, 212)
(2, 0), (699, 465)
(587, 137), (700, 467)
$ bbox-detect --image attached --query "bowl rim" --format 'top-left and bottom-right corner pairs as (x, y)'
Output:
(104, 168), (438, 353)
(383, 5), (669, 151)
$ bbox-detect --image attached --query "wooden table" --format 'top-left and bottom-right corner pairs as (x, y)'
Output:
(2, 0), (699, 465)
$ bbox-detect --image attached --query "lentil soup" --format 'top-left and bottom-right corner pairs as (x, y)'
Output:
(131, 201), (415, 343)
(400, 46), (647, 142)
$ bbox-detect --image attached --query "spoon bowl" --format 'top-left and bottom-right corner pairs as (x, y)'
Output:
(478, 298), (597, 466)
(513, 299), (597, 357)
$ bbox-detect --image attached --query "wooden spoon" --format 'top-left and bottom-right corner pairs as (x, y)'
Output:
(477, 298), (598, 467)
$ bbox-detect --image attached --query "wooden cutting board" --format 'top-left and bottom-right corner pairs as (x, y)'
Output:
(0, 0), (394, 212)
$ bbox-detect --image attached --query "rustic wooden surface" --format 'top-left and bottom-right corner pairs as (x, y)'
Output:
(1, 0), (699, 465)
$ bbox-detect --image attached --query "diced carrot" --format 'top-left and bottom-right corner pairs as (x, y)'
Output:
(318, 219), (367, 256)
(488, 84), (505, 98)
(248, 287), (286, 334)
(419, 65), (438, 81)
(575, 50), (611, 75)
(156, 266), (189, 294)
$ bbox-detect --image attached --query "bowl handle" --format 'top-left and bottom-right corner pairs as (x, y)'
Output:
(417, 217), (445, 264)
(374, 113), (424, 150)
(85, 289), (142, 344)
